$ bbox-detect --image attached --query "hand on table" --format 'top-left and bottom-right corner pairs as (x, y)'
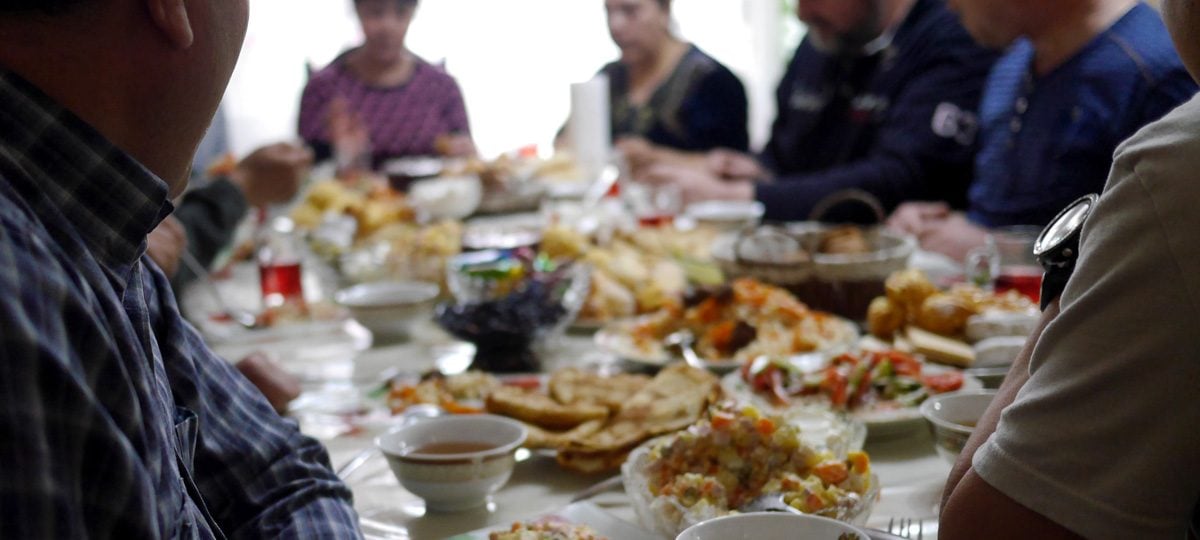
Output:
(434, 133), (477, 158)
(915, 211), (989, 262)
(235, 352), (301, 415)
(229, 142), (313, 208)
(616, 136), (707, 177)
(147, 215), (188, 278)
(887, 201), (951, 236)
(640, 163), (754, 205)
(706, 148), (767, 181)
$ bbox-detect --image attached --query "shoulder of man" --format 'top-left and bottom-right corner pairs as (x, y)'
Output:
(1112, 94), (1200, 181)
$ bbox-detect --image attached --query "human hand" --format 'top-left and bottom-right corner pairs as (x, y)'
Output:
(434, 133), (477, 157)
(915, 212), (989, 262)
(147, 215), (188, 278)
(235, 352), (302, 414)
(887, 201), (951, 236)
(615, 136), (659, 176)
(229, 142), (314, 207)
(640, 163), (754, 205)
(707, 148), (766, 181)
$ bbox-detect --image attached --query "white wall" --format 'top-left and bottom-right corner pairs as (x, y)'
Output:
(223, 0), (802, 158)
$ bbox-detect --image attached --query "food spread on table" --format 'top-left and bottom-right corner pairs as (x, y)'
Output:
(867, 269), (1038, 366)
(607, 278), (858, 366)
(734, 348), (964, 414)
(386, 365), (721, 474)
(623, 404), (874, 536)
(487, 520), (607, 540)
(197, 169), (1001, 537)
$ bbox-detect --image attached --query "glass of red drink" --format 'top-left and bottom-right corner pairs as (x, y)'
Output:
(965, 226), (1043, 303)
(257, 217), (308, 320)
(628, 183), (681, 227)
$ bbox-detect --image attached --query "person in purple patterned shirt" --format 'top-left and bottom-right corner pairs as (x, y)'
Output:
(298, 0), (475, 170)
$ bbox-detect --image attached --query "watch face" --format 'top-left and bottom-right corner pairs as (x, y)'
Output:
(1035, 194), (1097, 256)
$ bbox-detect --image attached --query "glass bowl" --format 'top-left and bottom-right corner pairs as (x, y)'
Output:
(436, 254), (590, 372)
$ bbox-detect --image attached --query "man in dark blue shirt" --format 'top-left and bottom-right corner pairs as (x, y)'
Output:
(641, 0), (997, 222)
(889, 0), (1196, 261)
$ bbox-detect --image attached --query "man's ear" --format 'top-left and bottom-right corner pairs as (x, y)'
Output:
(147, 0), (194, 49)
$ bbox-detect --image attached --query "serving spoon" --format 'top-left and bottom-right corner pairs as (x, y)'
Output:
(179, 250), (260, 330)
(664, 329), (708, 371)
(738, 492), (804, 515)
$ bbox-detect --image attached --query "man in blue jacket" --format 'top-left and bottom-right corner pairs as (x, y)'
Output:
(888, 0), (1196, 261)
(642, 0), (997, 222)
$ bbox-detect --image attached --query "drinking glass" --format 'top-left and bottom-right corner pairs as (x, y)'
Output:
(964, 225), (1042, 302)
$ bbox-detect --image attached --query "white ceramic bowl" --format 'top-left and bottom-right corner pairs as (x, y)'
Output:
(376, 414), (527, 512)
(919, 390), (997, 464)
(408, 175), (483, 220)
(676, 512), (871, 540)
(334, 281), (440, 341)
(684, 200), (765, 230)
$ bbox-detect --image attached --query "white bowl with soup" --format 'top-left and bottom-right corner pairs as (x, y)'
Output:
(919, 390), (997, 464)
(376, 415), (527, 512)
(676, 512), (870, 540)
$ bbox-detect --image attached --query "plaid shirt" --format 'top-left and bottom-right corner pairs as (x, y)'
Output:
(0, 71), (361, 538)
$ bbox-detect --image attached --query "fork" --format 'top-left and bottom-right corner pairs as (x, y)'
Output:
(886, 517), (924, 539)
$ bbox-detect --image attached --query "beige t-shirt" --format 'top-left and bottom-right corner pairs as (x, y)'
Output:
(974, 93), (1200, 539)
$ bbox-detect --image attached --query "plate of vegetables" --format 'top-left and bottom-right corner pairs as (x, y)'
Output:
(721, 348), (979, 438)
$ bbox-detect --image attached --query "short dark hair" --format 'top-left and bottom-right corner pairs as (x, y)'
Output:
(352, 0), (418, 5)
(0, 0), (86, 14)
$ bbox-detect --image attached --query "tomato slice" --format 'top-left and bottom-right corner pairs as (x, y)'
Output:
(822, 368), (849, 408)
(884, 351), (923, 377)
(922, 371), (965, 393)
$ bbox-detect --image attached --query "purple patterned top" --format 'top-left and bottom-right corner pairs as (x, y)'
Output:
(298, 50), (471, 166)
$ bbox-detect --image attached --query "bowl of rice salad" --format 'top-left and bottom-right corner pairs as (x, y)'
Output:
(621, 404), (878, 538)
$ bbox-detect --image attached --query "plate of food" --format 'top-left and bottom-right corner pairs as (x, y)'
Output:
(621, 404), (878, 538)
(442, 501), (658, 540)
(386, 364), (722, 474)
(721, 347), (980, 439)
(595, 278), (859, 374)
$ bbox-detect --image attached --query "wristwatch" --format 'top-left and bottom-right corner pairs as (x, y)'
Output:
(1033, 194), (1099, 309)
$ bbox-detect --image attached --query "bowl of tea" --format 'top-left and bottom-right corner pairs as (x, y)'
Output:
(376, 414), (527, 512)
(919, 390), (996, 464)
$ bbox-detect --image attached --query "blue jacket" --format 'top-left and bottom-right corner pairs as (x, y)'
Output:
(756, 0), (996, 222)
(967, 2), (1197, 228)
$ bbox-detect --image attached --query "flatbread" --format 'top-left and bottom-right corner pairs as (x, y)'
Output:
(548, 369), (650, 412)
(555, 363), (720, 473)
(522, 419), (606, 450)
(485, 386), (609, 430)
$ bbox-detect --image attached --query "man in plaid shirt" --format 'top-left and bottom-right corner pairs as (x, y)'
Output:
(0, 1), (361, 538)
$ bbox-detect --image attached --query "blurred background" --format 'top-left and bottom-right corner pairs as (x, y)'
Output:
(222, 0), (805, 158)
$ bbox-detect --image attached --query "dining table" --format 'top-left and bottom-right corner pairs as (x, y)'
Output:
(240, 335), (949, 538)
(184, 253), (959, 540)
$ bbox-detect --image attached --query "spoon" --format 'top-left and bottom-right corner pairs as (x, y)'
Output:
(335, 403), (446, 480)
(581, 163), (621, 208)
(739, 492), (804, 515)
(663, 329), (708, 371)
(179, 250), (260, 330)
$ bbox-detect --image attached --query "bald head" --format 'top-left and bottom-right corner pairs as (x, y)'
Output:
(0, 0), (249, 195)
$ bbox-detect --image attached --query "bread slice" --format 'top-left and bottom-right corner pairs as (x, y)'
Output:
(485, 386), (609, 430)
(906, 326), (975, 367)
